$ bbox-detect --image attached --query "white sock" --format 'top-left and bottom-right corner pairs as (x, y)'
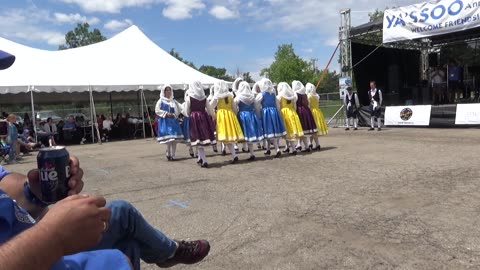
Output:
(166, 143), (172, 157)
(313, 137), (320, 147)
(266, 139), (271, 151)
(242, 142), (247, 150)
(221, 143), (226, 152)
(354, 118), (358, 128)
(273, 139), (280, 152)
(198, 147), (207, 163)
(302, 136), (309, 148)
(377, 118), (381, 128)
(290, 140), (296, 152)
(371, 117), (375, 128)
(171, 143), (177, 158)
(295, 139), (301, 149)
(284, 140), (290, 151)
(346, 118), (350, 128)
(228, 144), (236, 159)
(249, 143), (254, 156)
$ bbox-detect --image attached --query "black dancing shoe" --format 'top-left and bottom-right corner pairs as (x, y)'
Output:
(197, 159), (203, 165)
(354, 128), (358, 130)
(368, 128), (375, 131)
(201, 162), (209, 168)
(290, 150), (297, 156)
(221, 150), (226, 156)
(275, 152), (281, 158)
(230, 156), (239, 164)
(247, 155), (256, 161)
(314, 145), (321, 151)
(282, 148), (290, 153)
(264, 150), (271, 156)
(345, 128), (350, 131)
(212, 145), (218, 152)
(295, 146), (302, 151)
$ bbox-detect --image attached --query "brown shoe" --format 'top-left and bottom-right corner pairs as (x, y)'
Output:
(157, 240), (210, 268)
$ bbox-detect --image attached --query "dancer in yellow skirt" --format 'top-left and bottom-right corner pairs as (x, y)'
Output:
(306, 83), (328, 151)
(210, 80), (244, 163)
(277, 82), (303, 155)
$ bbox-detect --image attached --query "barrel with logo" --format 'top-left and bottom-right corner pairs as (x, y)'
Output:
(37, 146), (71, 203)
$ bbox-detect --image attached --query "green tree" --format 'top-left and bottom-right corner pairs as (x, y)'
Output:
(58, 23), (106, 50)
(198, 65), (234, 81)
(242, 72), (254, 83)
(168, 48), (197, 69)
(260, 44), (312, 83)
(315, 69), (340, 93)
(368, 9), (384, 22)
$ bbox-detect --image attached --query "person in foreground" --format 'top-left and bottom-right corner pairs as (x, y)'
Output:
(0, 157), (210, 270)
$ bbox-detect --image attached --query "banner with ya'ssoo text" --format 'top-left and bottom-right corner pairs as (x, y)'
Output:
(385, 105), (432, 126)
(383, 0), (480, 43)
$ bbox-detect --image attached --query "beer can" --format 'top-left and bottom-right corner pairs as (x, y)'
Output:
(37, 146), (71, 203)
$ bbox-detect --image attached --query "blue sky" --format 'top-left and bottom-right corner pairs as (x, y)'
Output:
(0, 0), (418, 81)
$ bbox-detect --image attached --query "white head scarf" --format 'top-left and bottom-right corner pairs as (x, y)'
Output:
(261, 78), (275, 94)
(292, 80), (306, 95)
(160, 84), (174, 101)
(187, 81), (206, 100)
(236, 81), (255, 105)
(232, 77), (243, 93)
(207, 84), (215, 101)
(213, 80), (232, 99)
(277, 82), (297, 100)
(251, 81), (261, 95)
(305, 83), (319, 99)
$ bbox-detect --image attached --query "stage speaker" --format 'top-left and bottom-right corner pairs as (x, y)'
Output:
(388, 64), (400, 94)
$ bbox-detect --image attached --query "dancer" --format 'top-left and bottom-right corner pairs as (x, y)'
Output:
(306, 83), (328, 150)
(235, 81), (264, 161)
(344, 86), (360, 131)
(210, 80), (244, 164)
(232, 78), (244, 152)
(292, 81), (317, 152)
(180, 91), (195, 157)
(208, 85), (218, 153)
(257, 79), (285, 157)
(252, 81), (267, 150)
(277, 82), (303, 155)
(368, 81), (383, 131)
(155, 85), (184, 161)
(185, 81), (216, 168)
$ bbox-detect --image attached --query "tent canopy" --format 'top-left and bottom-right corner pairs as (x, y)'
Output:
(0, 25), (220, 94)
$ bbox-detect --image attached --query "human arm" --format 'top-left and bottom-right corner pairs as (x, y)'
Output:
(184, 98), (191, 117)
(232, 97), (239, 114)
(378, 90), (383, 107)
(206, 99), (216, 118)
(209, 97), (218, 109)
(0, 195), (111, 270)
(0, 156), (84, 220)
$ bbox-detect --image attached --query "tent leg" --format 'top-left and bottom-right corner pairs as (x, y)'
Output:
(29, 86), (38, 142)
(140, 89), (145, 139)
(89, 88), (94, 144)
(89, 87), (102, 145)
(141, 89), (155, 139)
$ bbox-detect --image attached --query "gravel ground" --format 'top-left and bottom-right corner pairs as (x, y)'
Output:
(10, 127), (480, 270)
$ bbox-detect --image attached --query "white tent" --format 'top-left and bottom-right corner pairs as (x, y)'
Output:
(0, 25), (220, 141)
(0, 25), (219, 93)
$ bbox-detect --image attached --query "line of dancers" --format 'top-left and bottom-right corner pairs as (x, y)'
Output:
(154, 78), (328, 168)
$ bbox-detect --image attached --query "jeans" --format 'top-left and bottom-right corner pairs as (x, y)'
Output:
(91, 201), (177, 270)
(8, 141), (16, 162)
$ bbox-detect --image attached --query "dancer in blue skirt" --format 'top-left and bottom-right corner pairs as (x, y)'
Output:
(155, 84), (184, 160)
(256, 78), (286, 157)
(234, 81), (264, 161)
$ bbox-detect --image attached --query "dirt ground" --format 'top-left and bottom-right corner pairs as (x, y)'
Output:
(11, 127), (480, 270)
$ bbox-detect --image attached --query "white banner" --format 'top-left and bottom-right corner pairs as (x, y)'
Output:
(383, 0), (480, 43)
(385, 105), (432, 126)
(455, 103), (480, 124)
(339, 77), (351, 99)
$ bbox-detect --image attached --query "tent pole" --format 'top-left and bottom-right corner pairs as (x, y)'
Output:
(140, 87), (146, 139)
(109, 92), (113, 119)
(142, 89), (155, 139)
(29, 86), (38, 142)
(89, 86), (94, 144)
(89, 86), (102, 145)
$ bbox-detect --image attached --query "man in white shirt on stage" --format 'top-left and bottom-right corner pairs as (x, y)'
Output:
(368, 81), (383, 131)
(344, 86), (360, 131)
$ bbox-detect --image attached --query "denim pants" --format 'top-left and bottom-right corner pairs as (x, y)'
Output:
(8, 141), (16, 161)
(91, 201), (177, 270)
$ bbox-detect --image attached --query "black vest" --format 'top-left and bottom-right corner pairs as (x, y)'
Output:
(369, 89), (380, 102)
(346, 93), (356, 106)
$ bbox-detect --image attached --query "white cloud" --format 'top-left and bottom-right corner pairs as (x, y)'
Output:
(58, 0), (161, 13)
(104, 19), (133, 31)
(209, 5), (237, 20)
(302, 48), (313, 54)
(54, 12), (100, 25)
(0, 7), (65, 46)
(162, 0), (205, 20)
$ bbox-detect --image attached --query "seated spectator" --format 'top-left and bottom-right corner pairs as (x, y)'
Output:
(0, 157), (210, 269)
(102, 115), (113, 142)
(63, 117), (81, 145)
(42, 117), (58, 146)
(17, 129), (37, 154)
